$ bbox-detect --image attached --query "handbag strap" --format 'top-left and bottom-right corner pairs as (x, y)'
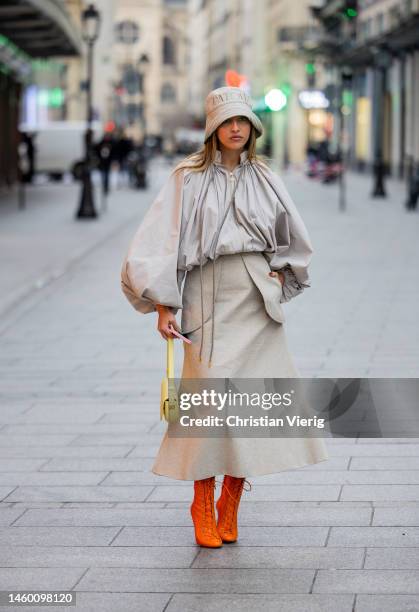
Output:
(167, 337), (174, 378)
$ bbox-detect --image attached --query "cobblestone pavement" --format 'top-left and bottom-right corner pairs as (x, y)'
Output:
(0, 160), (418, 611)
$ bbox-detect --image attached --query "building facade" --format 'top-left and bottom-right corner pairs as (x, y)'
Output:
(76, 0), (189, 142)
(312, 0), (419, 182)
(21, 0), (189, 145)
(187, 0), (326, 168)
(265, 0), (327, 167)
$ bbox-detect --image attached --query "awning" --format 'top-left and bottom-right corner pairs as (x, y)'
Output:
(0, 0), (82, 58)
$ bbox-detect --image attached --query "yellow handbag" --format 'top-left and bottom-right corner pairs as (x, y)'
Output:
(160, 337), (180, 422)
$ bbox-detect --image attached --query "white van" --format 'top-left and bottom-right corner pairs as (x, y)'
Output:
(18, 120), (103, 179)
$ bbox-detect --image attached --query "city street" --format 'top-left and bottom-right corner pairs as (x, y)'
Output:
(1, 159), (419, 611)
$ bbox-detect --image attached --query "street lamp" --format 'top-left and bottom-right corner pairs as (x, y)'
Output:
(76, 3), (101, 219)
(339, 67), (353, 212)
(138, 53), (150, 68)
(370, 44), (392, 198)
(136, 53), (150, 141)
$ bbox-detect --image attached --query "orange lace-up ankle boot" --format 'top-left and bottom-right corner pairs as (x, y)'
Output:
(216, 475), (252, 543)
(190, 476), (223, 548)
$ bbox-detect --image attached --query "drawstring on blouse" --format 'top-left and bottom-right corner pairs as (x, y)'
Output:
(198, 162), (246, 367)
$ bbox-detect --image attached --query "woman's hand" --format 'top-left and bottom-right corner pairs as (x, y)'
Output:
(269, 270), (285, 286)
(155, 304), (181, 340)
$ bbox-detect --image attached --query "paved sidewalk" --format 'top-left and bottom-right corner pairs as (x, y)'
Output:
(0, 164), (167, 322)
(0, 164), (418, 611)
(282, 168), (419, 377)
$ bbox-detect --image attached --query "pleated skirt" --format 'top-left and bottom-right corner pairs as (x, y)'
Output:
(152, 252), (329, 480)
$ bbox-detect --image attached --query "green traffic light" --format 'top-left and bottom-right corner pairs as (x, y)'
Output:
(305, 63), (316, 75)
(346, 8), (357, 17)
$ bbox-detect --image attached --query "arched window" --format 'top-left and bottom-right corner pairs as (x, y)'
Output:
(161, 83), (176, 103)
(162, 36), (176, 65)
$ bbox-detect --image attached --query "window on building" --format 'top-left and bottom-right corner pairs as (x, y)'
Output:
(161, 83), (176, 103)
(125, 103), (142, 125)
(375, 13), (384, 35)
(403, 0), (413, 17)
(389, 6), (401, 29)
(359, 19), (371, 42)
(162, 36), (176, 65)
(361, 18), (372, 40)
(121, 65), (142, 95)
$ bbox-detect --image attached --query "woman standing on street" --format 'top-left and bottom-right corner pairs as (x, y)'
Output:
(121, 86), (329, 548)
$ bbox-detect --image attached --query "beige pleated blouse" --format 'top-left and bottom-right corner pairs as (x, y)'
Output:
(120, 149), (314, 321)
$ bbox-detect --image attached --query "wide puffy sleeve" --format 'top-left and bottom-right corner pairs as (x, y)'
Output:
(120, 167), (185, 315)
(257, 163), (314, 304)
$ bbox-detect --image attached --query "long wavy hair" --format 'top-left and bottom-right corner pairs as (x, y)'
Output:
(173, 125), (270, 174)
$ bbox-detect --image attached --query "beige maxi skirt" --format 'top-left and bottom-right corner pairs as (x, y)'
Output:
(152, 252), (329, 480)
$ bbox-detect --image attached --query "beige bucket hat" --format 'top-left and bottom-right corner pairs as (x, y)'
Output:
(204, 86), (263, 143)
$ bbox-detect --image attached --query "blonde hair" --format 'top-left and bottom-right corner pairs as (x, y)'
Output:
(173, 126), (270, 174)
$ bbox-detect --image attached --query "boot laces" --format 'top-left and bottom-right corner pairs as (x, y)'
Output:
(201, 478), (217, 536)
(216, 477), (252, 531)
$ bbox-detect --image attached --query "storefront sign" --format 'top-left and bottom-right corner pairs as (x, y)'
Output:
(298, 90), (330, 109)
